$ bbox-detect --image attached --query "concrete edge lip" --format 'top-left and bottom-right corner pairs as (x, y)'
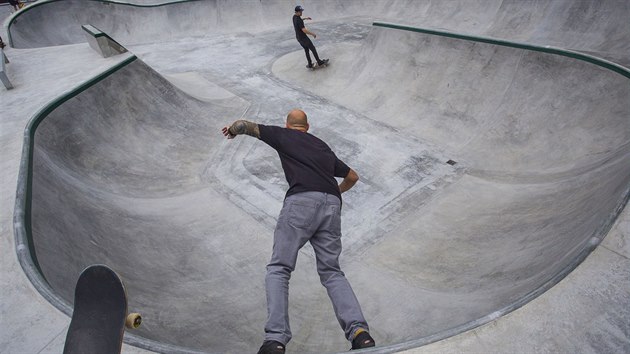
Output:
(9, 6), (630, 354)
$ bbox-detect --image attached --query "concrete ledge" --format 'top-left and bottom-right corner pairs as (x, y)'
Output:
(81, 24), (127, 58)
(1, 49), (13, 89)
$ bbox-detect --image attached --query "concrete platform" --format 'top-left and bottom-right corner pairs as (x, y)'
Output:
(1, 1), (628, 353)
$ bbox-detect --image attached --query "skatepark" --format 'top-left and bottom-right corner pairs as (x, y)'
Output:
(1, 1), (628, 353)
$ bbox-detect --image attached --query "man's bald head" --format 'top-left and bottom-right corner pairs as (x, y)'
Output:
(286, 109), (309, 132)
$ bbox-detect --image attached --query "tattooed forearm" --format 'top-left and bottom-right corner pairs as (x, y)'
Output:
(228, 120), (260, 138)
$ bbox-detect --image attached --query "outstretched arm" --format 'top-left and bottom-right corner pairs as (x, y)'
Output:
(339, 168), (359, 193)
(222, 120), (260, 139)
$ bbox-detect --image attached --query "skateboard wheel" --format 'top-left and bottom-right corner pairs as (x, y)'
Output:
(125, 313), (142, 329)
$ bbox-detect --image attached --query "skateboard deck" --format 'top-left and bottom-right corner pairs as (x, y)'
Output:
(63, 265), (141, 354)
(307, 58), (330, 70)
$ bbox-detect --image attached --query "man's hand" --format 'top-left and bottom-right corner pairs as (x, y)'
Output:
(221, 126), (236, 139)
(339, 169), (359, 193)
(303, 17), (312, 20)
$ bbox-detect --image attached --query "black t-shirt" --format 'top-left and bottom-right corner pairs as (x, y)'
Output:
(258, 124), (350, 201)
(293, 15), (309, 42)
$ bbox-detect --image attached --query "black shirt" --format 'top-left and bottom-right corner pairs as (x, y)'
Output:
(293, 15), (309, 42)
(258, 124), (350, 201)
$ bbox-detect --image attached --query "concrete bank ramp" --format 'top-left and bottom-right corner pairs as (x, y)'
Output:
(12, 1), (630, 354)
(29, 57), (272, 353)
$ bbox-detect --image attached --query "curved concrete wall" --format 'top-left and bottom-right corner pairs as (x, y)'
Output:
(30, 58), (266, 352)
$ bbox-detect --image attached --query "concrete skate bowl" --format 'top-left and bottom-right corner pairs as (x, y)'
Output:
(11, 1), (630, 354)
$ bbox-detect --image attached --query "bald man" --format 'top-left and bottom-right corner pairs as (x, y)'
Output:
(222, 110), (375, 354)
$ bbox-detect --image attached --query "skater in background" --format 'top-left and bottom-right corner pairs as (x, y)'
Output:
(293, 5), (328, 68)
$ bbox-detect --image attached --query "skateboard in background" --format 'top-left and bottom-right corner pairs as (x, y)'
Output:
(308, 58), (330, 70)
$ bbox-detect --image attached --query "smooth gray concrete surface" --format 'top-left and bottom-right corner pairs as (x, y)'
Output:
(2, 1), (629, 354)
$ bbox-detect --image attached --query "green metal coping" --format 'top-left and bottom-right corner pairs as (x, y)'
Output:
(14, 54), (137, 288)
(373, 22), (630, 80)
(6, 0), (204, 47)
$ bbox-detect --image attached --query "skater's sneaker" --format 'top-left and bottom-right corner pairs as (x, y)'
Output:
(351, 329), (375, 350)
(257, 340), (285, 354)
(317, 59), (329, 66)
(306, 63), (314, 69)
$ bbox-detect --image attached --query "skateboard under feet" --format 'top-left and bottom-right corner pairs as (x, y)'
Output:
(307, 58), (330, 70)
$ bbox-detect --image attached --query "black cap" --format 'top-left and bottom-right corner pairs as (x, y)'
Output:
(295, 5), (304, 12)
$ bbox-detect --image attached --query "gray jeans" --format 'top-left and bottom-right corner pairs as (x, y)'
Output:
(264, 191), (369, 345)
